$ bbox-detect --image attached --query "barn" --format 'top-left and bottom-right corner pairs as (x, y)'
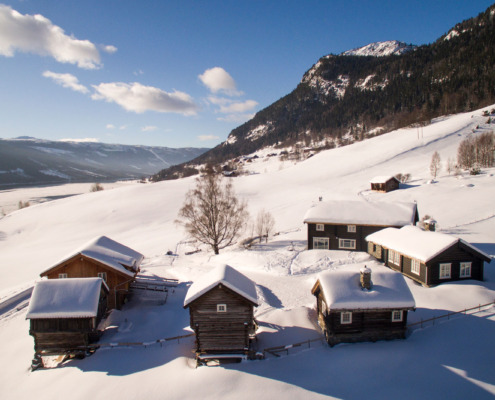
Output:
(304, 200), (419, 251)
(26, 277), (109, 367)
(370, 176), (400, 192)
(39, 236), (144, 309)
(183, 264), (258, 363)
(366, 225), (491, 286)
(311, 265), (415, 346)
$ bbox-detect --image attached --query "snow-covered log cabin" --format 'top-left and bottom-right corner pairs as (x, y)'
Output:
(39, 236), (144, 309)
(183, 265), (258, 363)
(26, 278), (109, 361)
(370, 176), (400, 192)
(366, 226), (491, 286)
(303, 200), (419, 252)
(311, 266), (415, 346)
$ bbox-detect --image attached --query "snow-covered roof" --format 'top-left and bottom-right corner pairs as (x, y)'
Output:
(303, 200), (417, 226)
(184, 264), (258, 307)
(370, 176), (397, 184)
(42, 236), (144, 278)
(366, 226), (491, 263)
(315, 265), (415, 311)
(26, 277), (108, 319)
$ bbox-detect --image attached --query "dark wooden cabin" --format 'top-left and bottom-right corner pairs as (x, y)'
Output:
(370, 176), (400, 193)
(183, 264), (258, 363)
(303, 200), (419, 252)
(40, 236), (143, 309)
(26, 277), (109, 364)
(311, 266), (415, 346)
(366, 226), (491, 287)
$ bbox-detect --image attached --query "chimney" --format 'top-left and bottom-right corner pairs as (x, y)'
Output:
(360, 266), (372, 290)
(423, 219), (437, 232)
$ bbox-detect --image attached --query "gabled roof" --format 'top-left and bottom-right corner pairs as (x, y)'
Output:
(26, 277), (108, 319)
(184, 264), (258, 308)
(303, 200), (418, 226)
(370, 176), (399, 184)
(41, 236), (144, 278)
(312, 265), (415, 311)
(366, 226), (491, 263)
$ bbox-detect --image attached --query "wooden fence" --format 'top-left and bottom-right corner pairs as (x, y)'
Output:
(407, 301), (495, 330)
(263, 337), (324, 358)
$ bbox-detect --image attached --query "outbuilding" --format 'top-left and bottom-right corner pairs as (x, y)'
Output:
(39, 236), (144, 309)
(366, 226), (491, 286)
(26, 277), (109, 366)
(370, 176), (400, 192)
(183, 264), (258, 363)
(304, 200), (419, 252)
(311, 265), (415, 346)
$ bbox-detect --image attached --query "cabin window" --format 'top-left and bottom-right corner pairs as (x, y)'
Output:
(439, 263), (451, 279)
(320, 299), (327, 316)
(460, 262), (472, 278)
(340, 312), (352, 324)
(316, 224), (324, 232)
(391, 310), (403, 322)
(217, 304), (227, 312)
(313, 237), (329, 250)
(97, 272), (107, 282)
(388, 250), (401, 266)
(411, 259), (420, 275)
(58, 273), (68, 279)
(347, 225), (356, 233)
(338, 239), (356, 250)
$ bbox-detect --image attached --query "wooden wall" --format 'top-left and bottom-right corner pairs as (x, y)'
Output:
(43, 256), (131, 309)
(188, 284), (255, 354)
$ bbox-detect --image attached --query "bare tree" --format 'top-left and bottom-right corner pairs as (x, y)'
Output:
(446, 157), (456, 175)
(430, 151), (441, 179)
(176, 172), (248, 255)
(255, 209), (275, 243)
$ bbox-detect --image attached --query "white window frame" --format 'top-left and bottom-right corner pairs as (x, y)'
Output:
(388, 250), (401, 266)
(411, 259), (421, 275)
(340, 312), (352, 324)
(347, 225), (356, 233)
(58, 273), (68, 279)
(460, 262), (472, 278)
(97, 272), (107, 282)
(338, 239), (356, 250)
(316, 224), (324, 232)
(217, 304), (227, 313)
(391, 310), (403, 322)
(439, 263), (451, 279)
(313, 237), (329, 250)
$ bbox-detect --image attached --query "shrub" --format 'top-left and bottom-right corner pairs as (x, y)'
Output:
(90, 183), (104, 192)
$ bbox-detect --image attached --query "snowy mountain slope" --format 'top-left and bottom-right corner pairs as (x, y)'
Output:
(0, 105), (494, 399)
(341, 40), (416, 57)
(0, 138), (208, 188)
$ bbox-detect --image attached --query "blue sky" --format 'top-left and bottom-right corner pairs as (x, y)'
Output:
(0, 0), (493, 148)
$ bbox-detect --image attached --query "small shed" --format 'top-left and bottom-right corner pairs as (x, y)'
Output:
(366, 226), (491, 286)
(40, 236), (144, 309)
(183, 264), (258, 362)
(303, 200), (419, 252)
(26, 277), (109, 362)
(370, 176), (400, 192)
(311, 266), (415, 346)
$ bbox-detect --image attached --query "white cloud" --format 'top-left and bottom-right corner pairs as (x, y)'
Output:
(59, 138), (99, 143)
(208, 97), (258, 114)
(198, 135), (220, 141)
(217, 113), (256, 123)
(0, 5), (103, 69)
(119, 125), (127, 130)
(102, 44), (117, 54)
(141, 125), (157, 132)
(42, 70), (89, 94)
(91, 82), (199, 115)
(106, 124), (115, 129)
(199, 67), (243, 95)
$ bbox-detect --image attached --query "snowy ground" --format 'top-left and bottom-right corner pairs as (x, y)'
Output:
(0, 106), (494, 399)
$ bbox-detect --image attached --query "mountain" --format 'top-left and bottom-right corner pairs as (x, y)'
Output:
(0, 137), (208, 187)
(153, 4), (495, 181)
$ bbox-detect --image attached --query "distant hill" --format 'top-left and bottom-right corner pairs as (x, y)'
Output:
(153, 4), (495, 181)
(0, 138), (208, 187)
